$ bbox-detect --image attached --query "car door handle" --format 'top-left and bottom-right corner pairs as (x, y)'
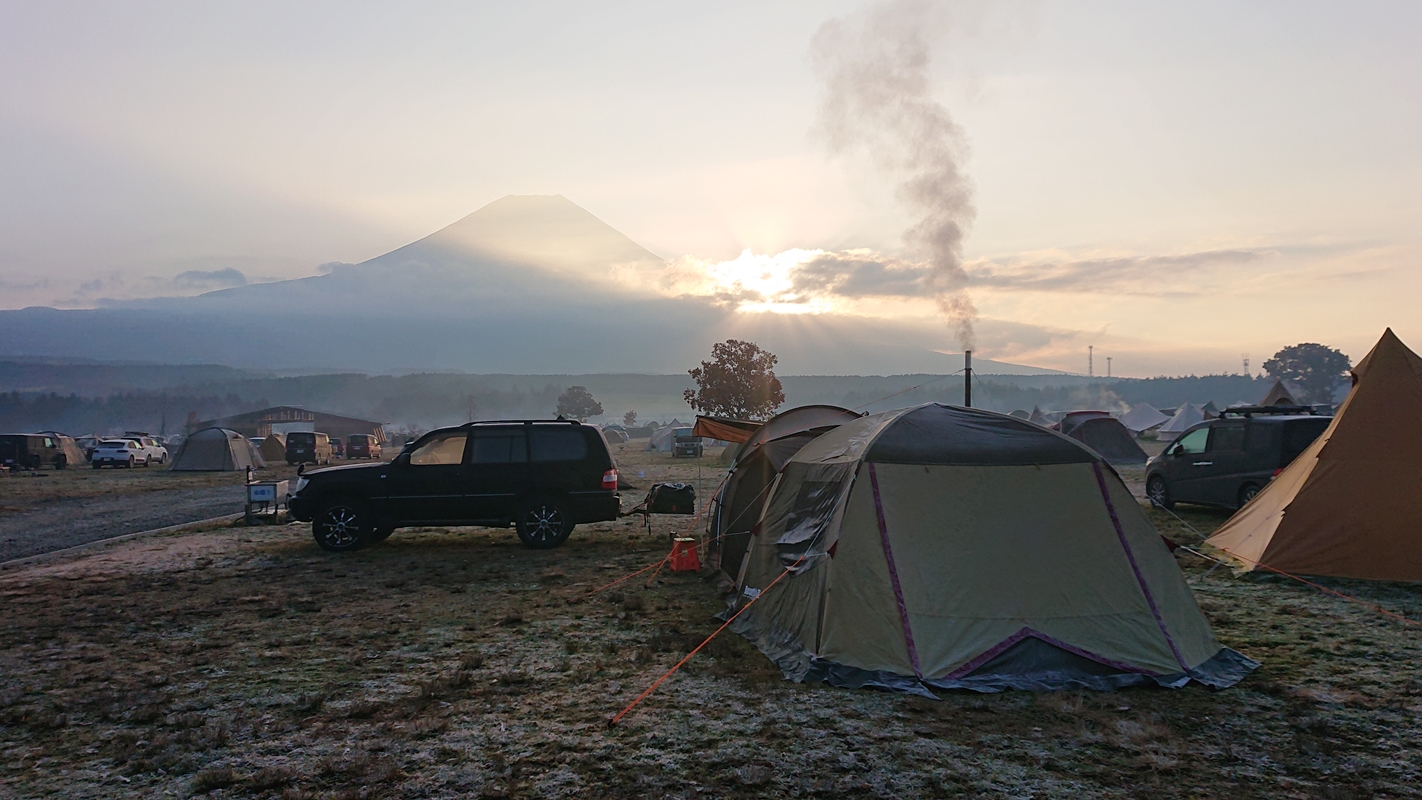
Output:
(1192, 461), (1213, 466)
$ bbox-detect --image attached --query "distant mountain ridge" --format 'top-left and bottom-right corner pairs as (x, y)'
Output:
(0, 194), (1060, 375)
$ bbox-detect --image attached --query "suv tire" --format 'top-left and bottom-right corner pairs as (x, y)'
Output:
(125, 456), (135, 469)
(1146, 475), (1174, 510)
(313, 498), (371, 553)
(516, 496), (573, 550)
(1237, 483), (1261, 508)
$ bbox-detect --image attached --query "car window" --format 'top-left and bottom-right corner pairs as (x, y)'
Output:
(1173, 428), (1209, 455)
(409, 431), (468, 465)
(529, 428), (589, 462)
(470, 429), (529, 464)
(1282, 419), (1330, 464)
(1207, 424), (1245, 452)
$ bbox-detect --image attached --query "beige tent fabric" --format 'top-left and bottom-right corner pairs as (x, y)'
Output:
(257, 434), (287, 463)
(732, 403), (1250, 693)
(1206, 329), (1422, 581)
(170, 427), (260, 471)
(1260, 379), (1300, 407)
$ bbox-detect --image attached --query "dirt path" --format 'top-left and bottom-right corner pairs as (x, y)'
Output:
(0, 484), (246, 562)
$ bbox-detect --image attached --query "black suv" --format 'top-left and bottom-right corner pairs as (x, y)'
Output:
(289, 420), (620, 552)
(1145, 406), (1331, 511)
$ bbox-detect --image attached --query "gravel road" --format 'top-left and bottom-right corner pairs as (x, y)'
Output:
(0, 485), (246, 562)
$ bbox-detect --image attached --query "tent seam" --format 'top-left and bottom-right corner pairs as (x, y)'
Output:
(867, 462), (922, 679)
(1092, 461), (1190, 672)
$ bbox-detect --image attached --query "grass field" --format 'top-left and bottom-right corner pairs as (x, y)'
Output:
(2, 441), (1421, 798)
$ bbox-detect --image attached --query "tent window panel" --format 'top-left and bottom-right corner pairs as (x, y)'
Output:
(779, 480), (843, 547)
(1172, 429), (1208, 455)
(1207, 424), (1245, 452)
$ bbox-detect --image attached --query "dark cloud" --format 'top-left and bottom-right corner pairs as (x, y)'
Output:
(173, 268), (248, 290)
(791, 253), (928, 298)
(968, 249), (1273, 295)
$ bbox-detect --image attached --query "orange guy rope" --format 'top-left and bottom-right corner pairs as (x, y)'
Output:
(610, 557), (804, 726)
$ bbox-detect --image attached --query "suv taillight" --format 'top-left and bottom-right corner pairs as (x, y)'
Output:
(602, 469), (618, 491)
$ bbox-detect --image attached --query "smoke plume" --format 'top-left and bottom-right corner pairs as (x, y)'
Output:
(811, 0), (977, 349)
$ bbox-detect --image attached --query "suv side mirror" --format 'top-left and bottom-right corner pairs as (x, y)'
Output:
(394, 452), (411, 467)
(1169, 446), (1183, 457)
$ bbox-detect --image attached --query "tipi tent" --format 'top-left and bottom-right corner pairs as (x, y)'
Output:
(709, 406), (861, 582)
(1027, 406), (1051, 426)
(731, 403), (1254, 694)
(1202, 401), (1222, 419)
(1158, 403), (1206, 436)
(170, 427), (264, 471)
(1119, 403), (1170, 434)
(1205, 329), (1422, 581)
(255, 433), (287, 463)
(647, 425), (685, 452)
(1259, 379), (1300, 407)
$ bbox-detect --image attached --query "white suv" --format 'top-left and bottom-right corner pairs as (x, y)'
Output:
(122, 436), (169, 466)
(92, 439), (145, 469)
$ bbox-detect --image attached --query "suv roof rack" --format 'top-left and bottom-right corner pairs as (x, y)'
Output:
(459, 419), (583, 427)
(1218, 405), (1319, 418)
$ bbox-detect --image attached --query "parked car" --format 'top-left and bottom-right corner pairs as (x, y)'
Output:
(1145, 406), (1332, 510)
(329, 437), (346, 459)
(121, 435), (169, 465)
(289, 420), (620, 552)
(91, 439), (146, 469)
(672, 427), (704, 458)
(346, 434), (383, 459)
(286, 432), (333, 465)
(0, 433), (71, 470)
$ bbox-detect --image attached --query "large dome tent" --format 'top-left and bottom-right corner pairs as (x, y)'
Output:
(730, 403), (1254, 694)
(170, 427), (264, 471)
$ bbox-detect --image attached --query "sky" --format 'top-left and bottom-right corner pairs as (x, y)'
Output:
(1, 1), (1420, 376)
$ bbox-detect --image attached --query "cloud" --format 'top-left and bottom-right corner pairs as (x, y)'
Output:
(968, 249), (1274, 295)
(173, 268), (248, 290)
(791, 252), (929, 298)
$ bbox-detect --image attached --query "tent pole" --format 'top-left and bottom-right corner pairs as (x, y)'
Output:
(964, 350), (972, 408)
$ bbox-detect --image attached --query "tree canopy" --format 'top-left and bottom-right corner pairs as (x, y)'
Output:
(1263, 343), (1351, 404)
(555, 386), (603, 422)
(622, 410), (638, 427)
(683, 339), (785, 421)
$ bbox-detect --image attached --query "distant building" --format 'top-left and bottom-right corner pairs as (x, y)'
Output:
(194, 406), (386, 443)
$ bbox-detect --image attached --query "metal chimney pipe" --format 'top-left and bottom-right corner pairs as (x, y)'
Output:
(964, 350), (972, 408)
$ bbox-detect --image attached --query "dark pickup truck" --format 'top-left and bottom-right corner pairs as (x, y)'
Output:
(289, 420), (620, 552)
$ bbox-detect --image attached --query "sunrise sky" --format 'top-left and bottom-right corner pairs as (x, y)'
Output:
(2, 1), (1419, 375)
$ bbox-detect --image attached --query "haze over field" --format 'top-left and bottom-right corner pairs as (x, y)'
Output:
(2, 1), (1419, 375)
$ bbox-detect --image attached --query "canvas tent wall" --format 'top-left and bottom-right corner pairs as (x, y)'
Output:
(1158, 403), (1206, 436)
(1205, 329), (1422, 582)
(38, 432), (86, 468)
(256, 433), (287, 463)
(1063, 417), (1148, 465)
(170, 427), (263, 471)
(731, 403), (1254, 694)
(647, 425), (683, 452)
(709, 405), (860, 582)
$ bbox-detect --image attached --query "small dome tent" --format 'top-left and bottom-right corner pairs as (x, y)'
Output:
(170, 427), (263, 471)
(256, 433), (287, 463)
(730, 404), (1254, 694)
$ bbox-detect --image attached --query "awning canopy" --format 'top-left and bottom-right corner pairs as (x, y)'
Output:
(692, 415), (761, 443)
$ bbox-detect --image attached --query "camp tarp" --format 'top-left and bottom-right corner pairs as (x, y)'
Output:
(1205, 329), (1422, 582)
(256, 433), (287, 463)
(1119, 404), (1170, 433)
(693, 416), (760, 444)
(1064, 417), (1148, 465)
(730, 403), (1254, 694)
(709, 405), (861, 582)
(1158, 403), (1206, 436)
(1260, 380), (1300, 407)
(170, 427), (262, 471)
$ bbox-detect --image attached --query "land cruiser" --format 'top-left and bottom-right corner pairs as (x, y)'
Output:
(288, 420), (620, 552)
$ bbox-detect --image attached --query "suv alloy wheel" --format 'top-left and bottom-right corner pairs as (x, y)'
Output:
(516, 496), (573, 550)
(313, 499), (370, 552)
(1146, 475), (1173, 510)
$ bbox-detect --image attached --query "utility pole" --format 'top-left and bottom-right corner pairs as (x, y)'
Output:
(1088, 346), (1094, 378)
(1106, 357), (1112, 378)
(1242, 353), (1250, 377)
(964, 350), (972, 408)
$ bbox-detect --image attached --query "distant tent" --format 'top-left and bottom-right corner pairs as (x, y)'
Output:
(709, 405), (861, 582)
(38, 432), (86, 468)
(1158, 403), (1206, 436)
(1118, 404), (1170, 434)
(255, 433), (287, 463)
(1008, 409), (1030, 420)
(647, 426), (683, 452)
(1202, 401), (1222, 419)
(1260, 379), (1300, 407)
(731, 404), (1254, 694)
(1027, 406), (1051, 426)
(1062, 417), (1148, 465)
(605, 429), (629, 444)
(170, 427), (262, 471)
(1205, 329), (1422, 582)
